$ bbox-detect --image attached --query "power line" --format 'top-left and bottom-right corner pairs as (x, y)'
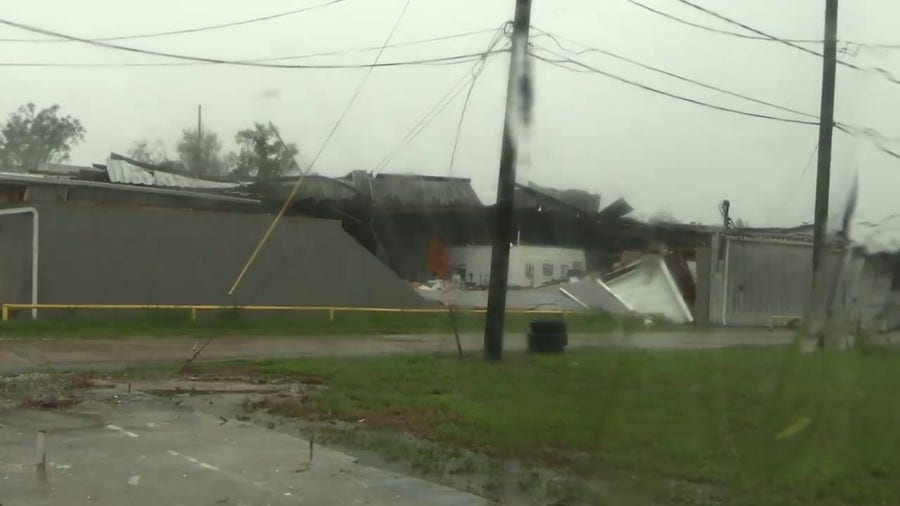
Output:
(669, 0), (900, 86)
(0, 52), (500, 69)
(376, 25), (509, 174)
(0, 29), (501, 67)
(530, 47), (818, 126)
(835, 124), (900, 161)
(0, 16), (504, 69)
(532, 42), (900, 161)
(228, 0), (414, 295)
(448, 71), (481, 177)
(625, 0), (817, 43)
(625, 0), (900, 50)
(530, 28), (814, 121)
(532, 28), (900, 156)
(0, 0), (351, 43)
(778, 143), (819, 218)
(447, 26), (511, 176)
(374, 71), (476, 173)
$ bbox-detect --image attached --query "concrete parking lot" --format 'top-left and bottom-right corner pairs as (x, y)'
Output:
(0, 384), (487, 506)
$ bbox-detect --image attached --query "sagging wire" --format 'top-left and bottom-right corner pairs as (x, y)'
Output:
(227, 0), (414, 296)
(374, 21), (511, 175)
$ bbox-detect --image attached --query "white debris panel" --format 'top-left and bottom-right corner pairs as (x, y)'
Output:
(603, 255), (694, 324)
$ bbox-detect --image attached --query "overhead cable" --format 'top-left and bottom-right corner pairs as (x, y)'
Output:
(532, 41), (900, 161)
(448, 24), (511, 176)
(227, 0), (414, 295)
(626, 0), (900, 50)
(533, 29), (900, 149)
(0, 52), (500, 69)
(374, 71), (477, 174)
(0, 29), (501, 67)
(529, 48), (818, 126)
(530, 28), (814, 121)
(0, 0), (351, 43)
(668, 0), (900, 86)
(0, 16), (504, 69)
(376, 24), (510, 174)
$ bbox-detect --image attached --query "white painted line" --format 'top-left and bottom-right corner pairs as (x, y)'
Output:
(128, 475), (141, 486)
(175, 453), (222, 472)
(105, 425), (139, 438)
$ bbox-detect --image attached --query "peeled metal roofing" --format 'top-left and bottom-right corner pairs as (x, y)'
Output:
(366, 173), (482, 209)
(0, 171), (259, 205)
(106, 157), (240, 190)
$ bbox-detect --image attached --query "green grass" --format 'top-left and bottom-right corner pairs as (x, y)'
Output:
(0, 310), (634, 338)
(204, 347), (900, 505)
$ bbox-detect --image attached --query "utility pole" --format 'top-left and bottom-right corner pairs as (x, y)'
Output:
(483, 0), (532, 361)
(812, 0), (838, 273)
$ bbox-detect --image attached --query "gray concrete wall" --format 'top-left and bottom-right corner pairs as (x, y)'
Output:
(694, 246), (711, 325)
(0, 202), (430, 315)
(830, 252), (899, 333)
(0, 212), (33, 305)
(707, 235), (818, 327)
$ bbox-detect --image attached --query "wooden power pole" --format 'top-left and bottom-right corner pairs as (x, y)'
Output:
(812, 0), (839, 273)
(483, 0), (532, 361)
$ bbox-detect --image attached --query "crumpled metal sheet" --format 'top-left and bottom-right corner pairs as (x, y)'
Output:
(106, 158), (239, 190)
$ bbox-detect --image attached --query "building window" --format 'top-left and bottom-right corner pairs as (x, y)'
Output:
(543, 263), (553, 277)
(525, 263), (534, 278)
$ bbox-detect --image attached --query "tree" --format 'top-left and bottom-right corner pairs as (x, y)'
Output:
(230, 123), (298, 181)
(177, 128), (225, 179)
(0, 103), (85, 173)
(128, 139), (170, 165)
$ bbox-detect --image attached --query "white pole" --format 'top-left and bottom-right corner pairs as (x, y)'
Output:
(721, 235), (730, 326)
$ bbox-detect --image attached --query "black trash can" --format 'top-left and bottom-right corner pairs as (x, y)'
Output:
(527, 318), (568, 353)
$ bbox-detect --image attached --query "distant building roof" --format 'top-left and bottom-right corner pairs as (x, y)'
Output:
(359, 172), (482, 210)
(255, 175), (363, 205)
(264, 171), (483, 211)
(516, 182), (602, 214)
(0, 171), (260, 208)
(106, 153), (241, 190)
(34, 162), (105, 179)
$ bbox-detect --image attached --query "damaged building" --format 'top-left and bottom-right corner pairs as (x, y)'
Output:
(0, 155), (432, 317)
(4, 153), (893, 331)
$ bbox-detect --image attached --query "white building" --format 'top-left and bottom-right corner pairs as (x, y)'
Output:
(450, 245), (587, 288)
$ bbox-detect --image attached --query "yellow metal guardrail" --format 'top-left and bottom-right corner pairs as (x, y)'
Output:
(0, 303), (567, 321)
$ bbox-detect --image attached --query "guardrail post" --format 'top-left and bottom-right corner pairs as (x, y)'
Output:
(329, 309), (335, 322)
(191, 307), (198, 322)
(1, 305), (7, 321)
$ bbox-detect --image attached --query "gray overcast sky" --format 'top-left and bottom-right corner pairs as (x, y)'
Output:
(1, 0), (899, 228)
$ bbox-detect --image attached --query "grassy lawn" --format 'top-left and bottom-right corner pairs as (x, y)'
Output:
(198, 346), (900, 505)
(0, 310), (636, 338)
